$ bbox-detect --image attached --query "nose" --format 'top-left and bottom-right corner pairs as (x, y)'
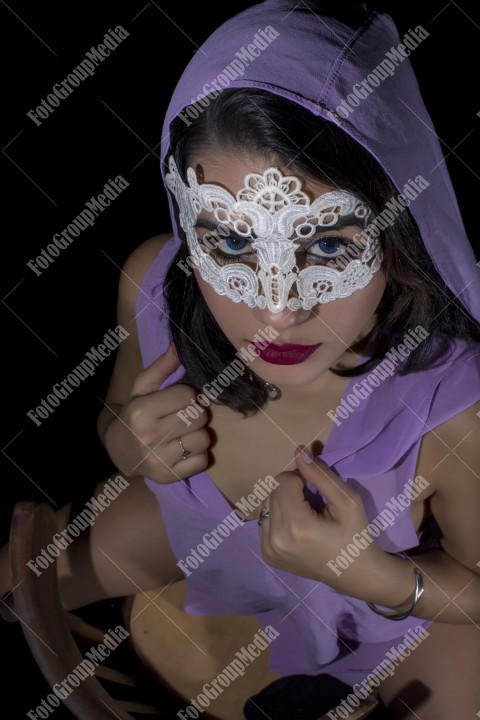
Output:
(251, 265), (314, 326)
(252, 300), (313, 330)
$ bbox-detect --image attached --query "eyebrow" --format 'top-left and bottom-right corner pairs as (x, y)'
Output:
(194, 215), (364, 240)
(195, 219), (225, 232)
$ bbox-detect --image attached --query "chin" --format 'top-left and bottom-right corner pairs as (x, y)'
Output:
(251, 359), (329, 386)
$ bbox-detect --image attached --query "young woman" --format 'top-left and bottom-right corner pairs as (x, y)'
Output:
(3, 2), (479, 718)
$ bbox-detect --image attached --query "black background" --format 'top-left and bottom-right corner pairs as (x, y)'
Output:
(1, 1), (479, 717)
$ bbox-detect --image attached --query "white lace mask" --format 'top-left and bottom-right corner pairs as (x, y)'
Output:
(165, 156), (383, 313)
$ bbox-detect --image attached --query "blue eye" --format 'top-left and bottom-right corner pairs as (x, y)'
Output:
(309, 237), (347, 259)
(198, 229), (254, 265)
(319, 239), (341, 254)
(220, 235), (250, 255)
(202, 231), (354, 266)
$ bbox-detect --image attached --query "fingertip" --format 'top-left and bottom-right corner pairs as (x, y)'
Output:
(296, 444), (314, 464)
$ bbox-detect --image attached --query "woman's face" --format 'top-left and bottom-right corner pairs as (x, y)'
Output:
(189, 151), (386, 396)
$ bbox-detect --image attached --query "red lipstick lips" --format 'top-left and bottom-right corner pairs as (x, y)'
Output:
(251, 341), (322, 365)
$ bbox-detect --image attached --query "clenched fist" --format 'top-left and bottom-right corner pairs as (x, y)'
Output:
(104, 345), (211, 483)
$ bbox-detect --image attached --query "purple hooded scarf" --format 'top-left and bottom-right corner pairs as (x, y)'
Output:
(160, 0), (480, 322)
(136, 0), (480, 686)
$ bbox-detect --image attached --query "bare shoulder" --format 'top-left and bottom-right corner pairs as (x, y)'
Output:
(425, 397), (480, 497)
(102, 233), (174, 405)
(417, 398), (480, 573)
(416, 396), (480, 500)
(417, 397), (480, 489)
(116, 232), (174, 322)
(427, 397), (480, 446)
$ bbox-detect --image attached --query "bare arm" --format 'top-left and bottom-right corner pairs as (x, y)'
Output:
(363, 398), (480, 623)
(57, 475), (184, 611)
(261, 399), (480, 623)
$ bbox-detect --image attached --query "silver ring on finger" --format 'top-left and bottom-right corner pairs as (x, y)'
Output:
(177, 436), (191, 461)
(258, 508), (271, 526)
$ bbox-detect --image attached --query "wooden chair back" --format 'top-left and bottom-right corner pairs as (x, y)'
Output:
(9, 501), (166, 719)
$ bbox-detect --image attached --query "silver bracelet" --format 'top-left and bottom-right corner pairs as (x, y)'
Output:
(366, 568), (424, 621)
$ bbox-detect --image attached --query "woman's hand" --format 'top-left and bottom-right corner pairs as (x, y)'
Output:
(259, 445), (392, 598)
(104, 344), (211, 484)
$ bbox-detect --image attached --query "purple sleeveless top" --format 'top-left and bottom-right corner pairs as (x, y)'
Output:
(137, 237), (480, 685)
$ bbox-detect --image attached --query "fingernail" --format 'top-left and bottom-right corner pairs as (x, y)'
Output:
(299, 445), (314, 464)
